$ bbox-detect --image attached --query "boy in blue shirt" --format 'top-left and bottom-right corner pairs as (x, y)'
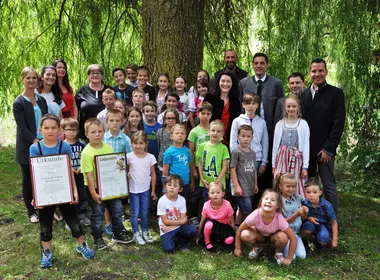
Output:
(300, 178), (338, 248)
(143, 101), (161, 160)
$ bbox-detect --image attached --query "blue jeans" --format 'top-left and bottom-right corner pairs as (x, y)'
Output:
(86, 188), (125, 241)
(129, 190), (150, 233)
(160, 225), (197, 253)
(301, 221), (331, 243)
(235, 196), (253, 216)
(283, 233), (306, 259)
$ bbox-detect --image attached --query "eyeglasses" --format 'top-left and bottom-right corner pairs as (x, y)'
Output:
(64, 129), (78, 132)
(165, 117), (176, 120)
(90, 72), (101, 76)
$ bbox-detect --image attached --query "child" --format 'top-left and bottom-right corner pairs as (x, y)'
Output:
(131, 88), (145, 110)
(114, 99), (129, 131)
(188, 78), (209, 128)
(143, 101), (162, 160)
(126, 64), (139, 87)
(188, 69), (210, 97)
(272, 95), (310, 197)
(127, 131), (157, 245)
(81, 118), (133, 250)
(275, 173), (308, 259)
(234, 189), (296, 265)
(196, 120), (230, 202)
(163, 124), (194, 202)
(300, 178), (338, 248)
(97, 88), (117, 131)
(157, 108), (179, 186)
(230, 93), (268, 177)
(157, 174), (198, 253)
(230, 125), (259, 223)
(157, 93), (187, 124)
(112, 67), (133, 105)
(137, 66), (156, 102)
(156, 73), (170, 112)
(196, 182), (235, 252)
(187, 102), (213, 225)
(30, 114), (94, 268)
(174, 76), (189, 115)
(61, 118), (90, 226)
(123, 106), (144, 138)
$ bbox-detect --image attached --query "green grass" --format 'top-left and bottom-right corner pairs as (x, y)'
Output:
(1, 146), (379, 279)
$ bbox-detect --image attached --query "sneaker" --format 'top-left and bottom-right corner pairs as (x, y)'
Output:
(30, 214), (39, 223)
(179, 244), (190, 252)
(80, 216), (91, 226)
(112, 231), (134, 244)
(40, 249), (53, 268)
(95, 239), (108, 251)
(189, 217), (200, 228)
(76, 242), (95, 260)
(142, 231), (154, 243)
(103, 224), (113, 237)
(133, 232), (146, 245)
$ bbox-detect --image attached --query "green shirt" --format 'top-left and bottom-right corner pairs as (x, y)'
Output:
(188, 125), (210, 167)
(81, 143), (114, 187)
(196, 141), (230, 188)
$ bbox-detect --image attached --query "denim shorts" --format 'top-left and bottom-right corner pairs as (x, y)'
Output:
(235, 196), (253, 215)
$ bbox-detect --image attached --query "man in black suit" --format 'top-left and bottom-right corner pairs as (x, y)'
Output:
(274, 72), (305, 124)
(300, 58), (346, 212)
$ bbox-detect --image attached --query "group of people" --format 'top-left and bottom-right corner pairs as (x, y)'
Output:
(12, 50), (345, 269)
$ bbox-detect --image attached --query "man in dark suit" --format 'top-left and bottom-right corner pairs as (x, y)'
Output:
(300, 58), (346, 212)
(274, 72), (305, 124)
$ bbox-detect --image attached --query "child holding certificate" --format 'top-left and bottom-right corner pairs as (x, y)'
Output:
(81, 118), (134, 251)
(30, 114), (95, 268)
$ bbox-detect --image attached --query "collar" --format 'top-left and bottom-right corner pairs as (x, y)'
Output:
(282, 194), (296, 204)
(254, 74), (267, 83)
(311, 81), (327, 92)
(105, 130), (123, 139)
(305, 197), (325, 208)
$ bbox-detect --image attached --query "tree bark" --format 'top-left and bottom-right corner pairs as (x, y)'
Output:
(141, 0), (205, 86)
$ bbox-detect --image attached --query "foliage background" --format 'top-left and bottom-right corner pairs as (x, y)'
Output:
(0, 0), (379, 195)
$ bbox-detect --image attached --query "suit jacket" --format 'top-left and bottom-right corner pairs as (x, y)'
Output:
(300, 83), (346, 156)
(274, 96), (286, 125)
(239, 75), (284, 140)
(13, 94), (48, 165)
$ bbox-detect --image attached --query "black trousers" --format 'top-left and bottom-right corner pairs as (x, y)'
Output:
(20, 164), (36, 217)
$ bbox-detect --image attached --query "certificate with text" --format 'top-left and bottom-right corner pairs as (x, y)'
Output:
(95, 153), (129, 200)
(30, 154), (73, 207)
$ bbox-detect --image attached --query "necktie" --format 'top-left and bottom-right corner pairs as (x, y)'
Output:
(313, 89), (318, 100)
(256, 80), (263, 116)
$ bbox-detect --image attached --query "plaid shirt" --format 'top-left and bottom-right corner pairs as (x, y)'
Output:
(103, 130), (132, 153)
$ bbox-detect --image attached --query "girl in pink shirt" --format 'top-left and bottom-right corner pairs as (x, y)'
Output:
(196, 182), (235, 252)
(234, 189), (297, 265)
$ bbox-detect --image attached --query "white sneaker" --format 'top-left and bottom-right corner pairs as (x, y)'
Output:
(142, 231), (154, 243)
(133, 232), (146, 245)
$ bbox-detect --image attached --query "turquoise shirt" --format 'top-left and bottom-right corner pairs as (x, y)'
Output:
(23, 94), (43, 139)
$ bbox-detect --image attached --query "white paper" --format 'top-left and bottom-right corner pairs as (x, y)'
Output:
(96, 153), (128, 200)
(30, 154), (72, 207)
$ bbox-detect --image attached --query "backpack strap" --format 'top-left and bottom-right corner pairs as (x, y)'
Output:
(37, 141), (43, 156)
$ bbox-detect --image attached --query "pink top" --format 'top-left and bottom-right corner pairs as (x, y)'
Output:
(245, 209), (289, 236)
(201, 199), (234, 224)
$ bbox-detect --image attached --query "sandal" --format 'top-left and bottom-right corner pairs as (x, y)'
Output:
(275, 252), (285, 265)
(30, 214), (39, 223)
(53, 212), (63, 221)
(248, 247), (262, 260)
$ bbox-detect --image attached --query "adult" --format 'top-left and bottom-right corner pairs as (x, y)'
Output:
(13, 67), (48, 223)
(52, 58), (78, 119)
(300, 58), (346, 212)
(239, 53), (284, 141)
(75, 64), (111, 140)
(204, 71), (241, 145)
(126, 63), (139, 87)
(274, 72), (305, 124)
(36, 66), (65, 119)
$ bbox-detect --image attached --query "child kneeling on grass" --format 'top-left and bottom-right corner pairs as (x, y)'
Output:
(234, 189), (296, 265)
(196, 182), (235, 252)
(30, 114), (94, 268)
(157, 175), (197, 253)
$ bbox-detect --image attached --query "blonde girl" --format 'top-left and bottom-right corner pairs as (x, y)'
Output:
(234, 189), (296, 265)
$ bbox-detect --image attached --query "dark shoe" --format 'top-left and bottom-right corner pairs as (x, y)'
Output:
(95, 239), (108, 251)
(112, 231), (134, 244)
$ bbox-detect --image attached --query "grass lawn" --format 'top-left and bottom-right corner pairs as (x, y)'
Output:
(0, 145), (379, 280)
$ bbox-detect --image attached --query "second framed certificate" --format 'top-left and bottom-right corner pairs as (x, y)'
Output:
(95, 153), (129, 200)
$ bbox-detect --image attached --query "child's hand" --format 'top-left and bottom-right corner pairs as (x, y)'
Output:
(234, 186), (243, 196)
(72, 191), (79, 204)
(297, 208), (304, 216)
(92, 193), (102, 204)
(201, 179), (209, 189)
(258, 165), (266, 175)
(161, 225), (170, 233)
(254, 185), (259, 194)
(76, 167), (81, 174)
(31, 199), (44, 209)
(301, 169), (308, 179)
(308, 217), (319, 225)
(331, 238), (338, 248)
(151, 192), (157, 201)
(282, 258), (292, 266)
(234, 248), (242, 257)
(180, 216), (189, 225)
(193, 168), (198, 178)
(196, 237), (200, 245)
(190, 182), (195, 192)
(301, 206), (309, 214)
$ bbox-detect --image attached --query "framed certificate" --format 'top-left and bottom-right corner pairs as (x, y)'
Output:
(95, 153), (129, 200)
(30, 154), (74, 207)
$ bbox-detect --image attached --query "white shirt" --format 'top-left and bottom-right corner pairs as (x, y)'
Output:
(127, 152), (157, 193)
(254, 74), (267, 119)
(157, 194), (187, 236)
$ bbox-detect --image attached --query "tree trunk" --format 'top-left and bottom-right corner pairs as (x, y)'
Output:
(141, 0), (205, 86)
